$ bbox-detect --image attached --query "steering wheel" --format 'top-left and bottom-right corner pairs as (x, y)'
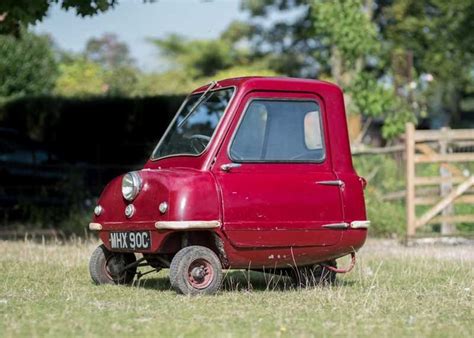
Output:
(188, 134), (211, 153)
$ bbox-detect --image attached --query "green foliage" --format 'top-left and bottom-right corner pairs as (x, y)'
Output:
(132, 70), (202, 96)
(350, 74), (394, 119)
(220, 20), (254, 44)
(238, 0), (474, 137)
(0, 32), (58, 98)
(365, 191), (406, 237)
(240, 0), (320, 77)
(354, 153), (474, 236)
(383, 0), (474, 78)
(312, 0), (379, 64)
(105, 66), (139, 96)
(351, 73), (416, 138)
(0, 0), (119, 35)
(54, 34), (140, 97)
(353, 154), (407, 236)
(146, 32), (279, 95)
(380, 0), (474, 125)
(85, 33), (133, 69)
(131, 65), (280, 97)
(310, 0), (416, 138)
(213, 66), (279, 80)
(151, 34), (244, 79)
(54, 57), (107, 97)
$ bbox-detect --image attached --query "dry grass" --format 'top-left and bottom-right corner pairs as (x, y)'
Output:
(0, 239), (473, 337)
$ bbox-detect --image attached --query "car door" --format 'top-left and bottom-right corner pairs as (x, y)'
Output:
(212, 91), (345, 248)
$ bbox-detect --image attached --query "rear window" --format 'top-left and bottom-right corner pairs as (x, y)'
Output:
(230, 99), (325, 162)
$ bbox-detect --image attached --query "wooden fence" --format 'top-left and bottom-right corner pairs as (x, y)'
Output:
(405, 123), (474, 236)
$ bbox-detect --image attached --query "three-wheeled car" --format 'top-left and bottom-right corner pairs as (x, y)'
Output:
(88, 77), (369, 295)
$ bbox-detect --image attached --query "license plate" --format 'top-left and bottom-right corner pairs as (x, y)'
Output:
(109, 231), (151, 250)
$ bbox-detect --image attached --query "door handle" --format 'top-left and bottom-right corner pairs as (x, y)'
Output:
(220, 163), (241, 172)
(316, 180), (344, 187)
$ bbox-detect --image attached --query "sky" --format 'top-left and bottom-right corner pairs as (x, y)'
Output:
(33, 0), (246, 72)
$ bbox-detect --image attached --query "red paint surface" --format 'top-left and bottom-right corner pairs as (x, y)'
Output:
(94, 77), (368, 269)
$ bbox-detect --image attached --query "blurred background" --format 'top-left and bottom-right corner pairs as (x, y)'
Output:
(0, 0), (473, 237)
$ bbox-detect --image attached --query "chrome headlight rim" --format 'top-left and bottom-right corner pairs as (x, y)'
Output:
(121, 171), (142, 202)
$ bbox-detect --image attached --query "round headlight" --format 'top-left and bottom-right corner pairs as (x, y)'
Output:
(122, 171), (142, 201)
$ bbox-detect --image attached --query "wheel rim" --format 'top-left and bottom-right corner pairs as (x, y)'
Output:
(104, 255), (126, 282)
(187, 258), (213, 289)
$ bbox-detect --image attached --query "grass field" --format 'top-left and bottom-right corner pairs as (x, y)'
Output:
(0, 239), (473, 337)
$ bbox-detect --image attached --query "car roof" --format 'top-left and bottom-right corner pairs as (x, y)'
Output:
(191, 76), (340, 94)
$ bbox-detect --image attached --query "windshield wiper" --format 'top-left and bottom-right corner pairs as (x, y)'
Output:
(178, 81), (218, 128)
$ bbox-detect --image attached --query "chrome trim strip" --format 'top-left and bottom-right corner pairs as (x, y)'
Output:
(351, 220), (370, 228)
(316, 180), (344, 186)
(155, 220), (221, 230)
(322, 222), (350, 229)
(89, 222), (102, 231)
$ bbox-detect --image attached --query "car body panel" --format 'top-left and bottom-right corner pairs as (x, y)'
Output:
(93, 77), (368, 269)
(211, 90), (344, 248)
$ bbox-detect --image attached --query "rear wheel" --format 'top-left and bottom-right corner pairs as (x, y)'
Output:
(89, 244), (137, 285)
(289, 260), (337, 287)
(169, 246), (223, 295)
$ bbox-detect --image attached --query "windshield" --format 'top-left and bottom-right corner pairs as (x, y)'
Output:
(151, 87), (234, 159)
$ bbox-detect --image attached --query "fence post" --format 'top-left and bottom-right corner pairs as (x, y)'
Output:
(406, 122), (416, 236)
(439, 127), (455, 234)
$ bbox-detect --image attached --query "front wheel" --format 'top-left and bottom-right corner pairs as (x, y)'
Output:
(169, 246), (223, 295)
(89, 244), (137, 285)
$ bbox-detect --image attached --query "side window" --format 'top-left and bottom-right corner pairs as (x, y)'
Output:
(230, 99), (325, 162)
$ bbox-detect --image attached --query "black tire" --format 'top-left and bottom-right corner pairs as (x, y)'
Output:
(169, 245), (223, 295)
(89, 244), (137, 285)
(289, 260), (337, 288)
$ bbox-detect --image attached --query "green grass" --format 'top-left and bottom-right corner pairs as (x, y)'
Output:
(1, 240), (473, 337)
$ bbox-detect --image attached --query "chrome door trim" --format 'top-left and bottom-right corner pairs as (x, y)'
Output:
(321, 222), (349, 229)
(316, 180), (344, 187)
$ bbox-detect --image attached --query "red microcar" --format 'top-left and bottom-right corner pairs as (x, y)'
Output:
(88, 77), (369, 295)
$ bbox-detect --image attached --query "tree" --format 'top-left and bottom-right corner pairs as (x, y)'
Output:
(0, 31), (58, 99)
(0, 0), (120, 35)
(85, 33), (133, 69)
(145, 32), (279, 95)
(235, 0), (419, 138)
(52, 34), (139, 97)
(151, 34), (238, 79)
(104, 65), (139, 96)
(236, 0), (321, 77)
(54, 57), (107, 97)
(311, 0), (415, 138)
(379, 0), (474, 126)
(84, 33), (138, 95)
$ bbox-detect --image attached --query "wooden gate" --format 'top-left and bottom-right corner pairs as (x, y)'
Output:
(405, 123), (474, 236)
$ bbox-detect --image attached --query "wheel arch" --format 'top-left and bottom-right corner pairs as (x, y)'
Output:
(158, 230), (229, 268)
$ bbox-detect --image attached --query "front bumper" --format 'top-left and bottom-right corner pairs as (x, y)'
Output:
(88, 220), (222, 253)
(350, 220), (370, 229)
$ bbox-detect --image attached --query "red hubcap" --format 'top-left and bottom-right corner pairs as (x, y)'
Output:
(188, 259), (213, 289)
